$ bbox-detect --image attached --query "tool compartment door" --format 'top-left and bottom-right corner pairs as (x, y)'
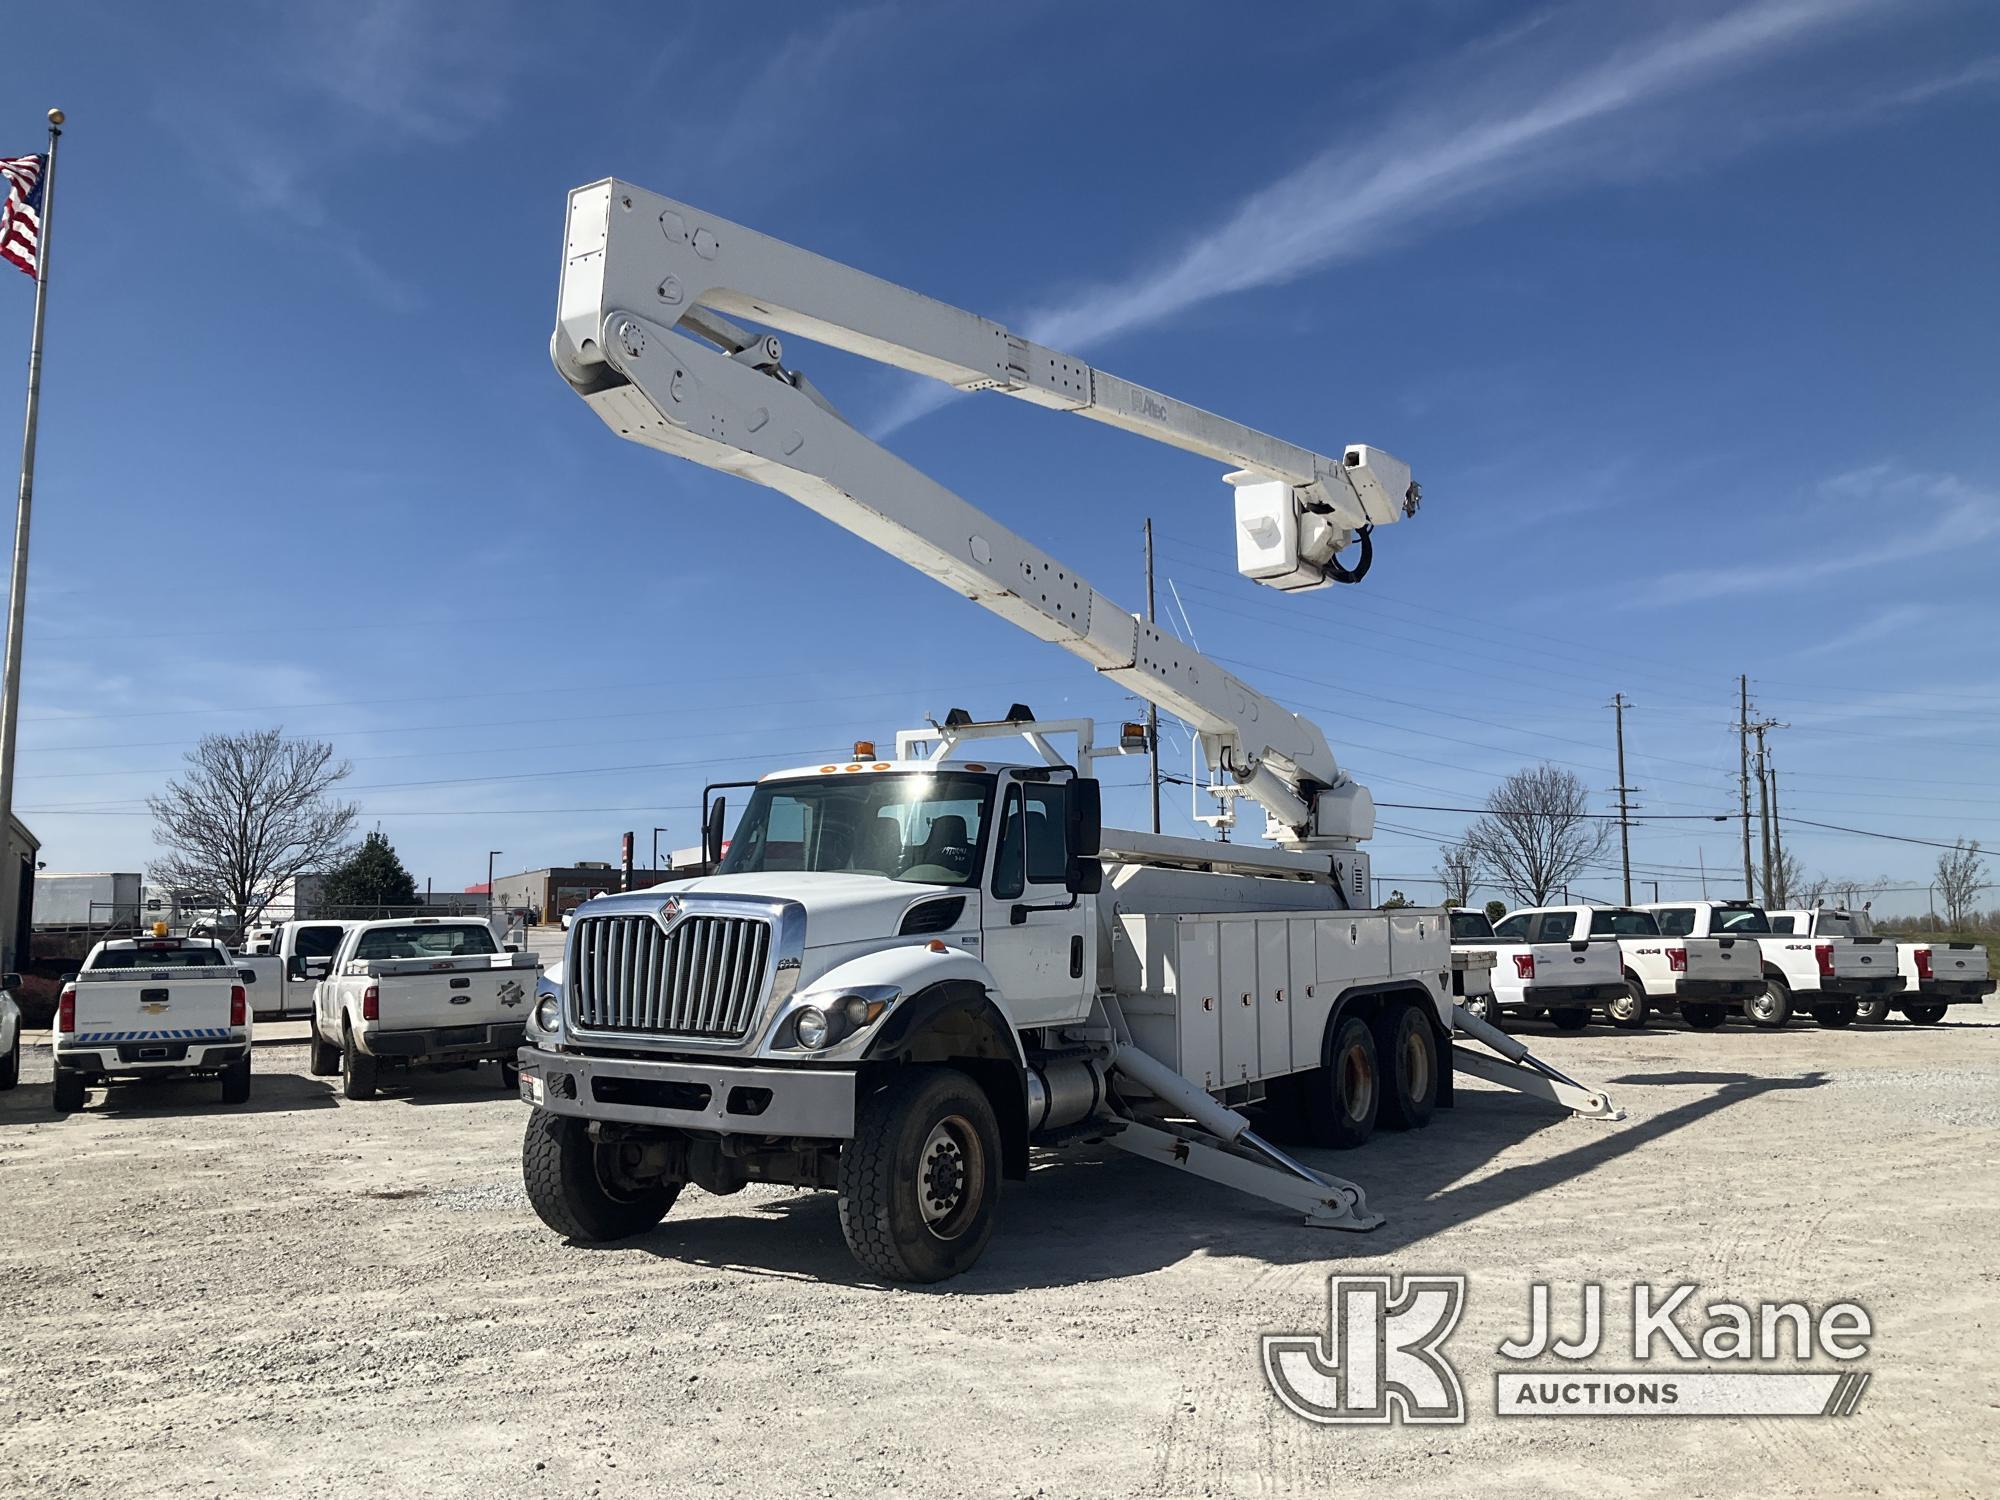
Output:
(1173, 917), (1222, 1092)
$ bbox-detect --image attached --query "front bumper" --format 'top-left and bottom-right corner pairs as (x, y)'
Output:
(517, 1044), (855, 1139)
(361, 1021), (526, 1062)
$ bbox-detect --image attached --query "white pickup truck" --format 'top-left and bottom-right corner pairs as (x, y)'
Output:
(238, 918), (352, 1019)
(1481, 907), (1632, 1028)
(51, 933), (255, 1112)
(1559, 900), (1766, 1029)
(1647, 902), (1897, 1027)
(310, 917), (540, 1099)
(1770, 908), (1987, 1024)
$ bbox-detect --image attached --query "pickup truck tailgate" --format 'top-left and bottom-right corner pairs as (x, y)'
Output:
(1681, 935), (1759, 978)
(351, 953), (540, 1030)
(1830, 939), (1896, 983)
(1902, 942), (1991, 989)
(70, 968), (238, 1042)
(1533, 941), (1621, 984)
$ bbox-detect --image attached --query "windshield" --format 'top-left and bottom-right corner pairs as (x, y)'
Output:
(89, 946), (227, 970)
(1449, 911), (1493, 940)
(1712, 906), (1772, 934)
(354, 924), (498, 960)
(718, 771), (994, 887)
(1590, 909), (1661, 937)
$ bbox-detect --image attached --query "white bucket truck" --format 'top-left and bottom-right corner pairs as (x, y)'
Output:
(519, 181), (1621, 1281)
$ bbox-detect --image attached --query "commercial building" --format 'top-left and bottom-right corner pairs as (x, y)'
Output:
(490, 863), (682, 921)
(2, 813), (38, 971)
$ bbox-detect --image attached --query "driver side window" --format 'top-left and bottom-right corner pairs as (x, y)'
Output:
(1493, 914), (1529, 941)
(992, 788), (1025, 901)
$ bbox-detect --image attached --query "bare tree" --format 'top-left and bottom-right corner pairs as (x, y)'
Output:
(1935, 838), (1986, 931)
(1791, 869), (1831, 909)
(1465, 764), (1610, 906)
(1434, 836), (1483, 908)
(148, 730), (359, 936)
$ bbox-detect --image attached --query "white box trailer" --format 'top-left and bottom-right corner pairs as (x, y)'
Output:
(34, 872), (143, 930)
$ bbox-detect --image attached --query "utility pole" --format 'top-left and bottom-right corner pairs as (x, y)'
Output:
(1698, 845), (1709, 897)
(1609, 693), (1637, 904)
(1144, 518), (1160, 834)
(1737, 676), (1754, 901)
(1747, 716), (1785, 904)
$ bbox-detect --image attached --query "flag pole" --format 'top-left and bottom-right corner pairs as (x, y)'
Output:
(0, 107), (63, 968)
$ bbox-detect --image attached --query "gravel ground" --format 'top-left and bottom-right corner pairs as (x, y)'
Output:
(2, 980), (1996, 1499)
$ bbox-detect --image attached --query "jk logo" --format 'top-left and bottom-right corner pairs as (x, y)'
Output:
(1263, 1274), (1467, 1425)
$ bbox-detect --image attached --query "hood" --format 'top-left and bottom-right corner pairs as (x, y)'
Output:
(655, 871), (968, 950)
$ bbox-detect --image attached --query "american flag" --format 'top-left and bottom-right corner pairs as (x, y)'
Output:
(0, 154), (46, 280)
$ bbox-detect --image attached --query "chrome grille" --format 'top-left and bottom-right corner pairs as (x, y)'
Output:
(570, 912), (772, 1039)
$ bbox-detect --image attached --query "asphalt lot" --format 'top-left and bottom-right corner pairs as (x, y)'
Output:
(1, 972), (1995, 1499)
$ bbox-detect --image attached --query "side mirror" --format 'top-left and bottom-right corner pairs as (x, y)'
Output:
(1066, 777), (1101, 858)
(1065, 857), (1104, 897)
(286, 955), (306, 980)
(705, 796), (727, 867)
(0, 972), (19, 993)
(505, 943), (520, 953)
(239, 969), (257, 985)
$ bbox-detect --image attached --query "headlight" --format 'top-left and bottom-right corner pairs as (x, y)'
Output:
(794, 1005), (831, 1050)
(534, 995), (561, 1032)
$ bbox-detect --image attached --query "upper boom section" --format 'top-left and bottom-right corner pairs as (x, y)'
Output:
(552, 179), (1408, 849)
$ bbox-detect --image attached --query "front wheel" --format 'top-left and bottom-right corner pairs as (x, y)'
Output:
(1748, 978), (1792, 1029)
(1607, 981), (1650, 1030)
(1903, 1003), (1948, 1025)
(1854, 998), (1891, 1024)
(1373, 1001), (1438, 1132)
(1811, 1001), (1856, 1029)
(1681, 1002), (1727, 1030)
(838, 1067), (1002, 1283)
(522, 1109), (681, 1242)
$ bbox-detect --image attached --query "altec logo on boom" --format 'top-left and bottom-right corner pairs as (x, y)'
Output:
(1264, 1277), (1873, 1423)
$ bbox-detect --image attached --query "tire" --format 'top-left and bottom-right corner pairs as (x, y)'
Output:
(837, 1066), (1002, 1283)
(52, 1069), (85, 1114)
(341, 1025), (379, 1101)
(308, 1030), (340, 1077)
(1607, 980), (1650, 1030)
(1903, 1003), (1948, 1025)
(1373, 1000), (1439, 1132)
(1748, 977), (1792, 1029)
(220, 1053), (252, 1104)
(0, 1035), (18, 1091)
(1811, 1001), (1856, 1029)
(521, 1108), (681, 1243)
(1681, 1003), (1726, 1030)
(1305, 1012), (1380, 1149)
(499, 1060), (521, 1091)
(1460, 993), (1493, 1026)
(1550, 1007), (1591, 1031)
(1854, 998), (1891, 1025)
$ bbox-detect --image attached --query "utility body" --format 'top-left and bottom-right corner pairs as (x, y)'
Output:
(1647, 901), (1896, 1029)
(1769, 908), (1986, 1024)
(51, 934), (255, 1111)
(1476, 908), (1629, 1028)
(310, 918), (539, 1099)
(523, 180), (1620, 1282)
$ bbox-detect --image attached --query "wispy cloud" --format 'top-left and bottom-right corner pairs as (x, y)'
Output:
(1643, 469), (2000, 605)
(1793, 603), (1938, 657)
(874, 0), (1897, 436)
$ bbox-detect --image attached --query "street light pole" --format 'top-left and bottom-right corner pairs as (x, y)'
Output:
(487, 850), (502, 917)
(653, 826), (669, 870)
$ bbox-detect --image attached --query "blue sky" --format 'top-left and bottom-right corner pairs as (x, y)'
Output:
(3, 0), (1997, 912)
